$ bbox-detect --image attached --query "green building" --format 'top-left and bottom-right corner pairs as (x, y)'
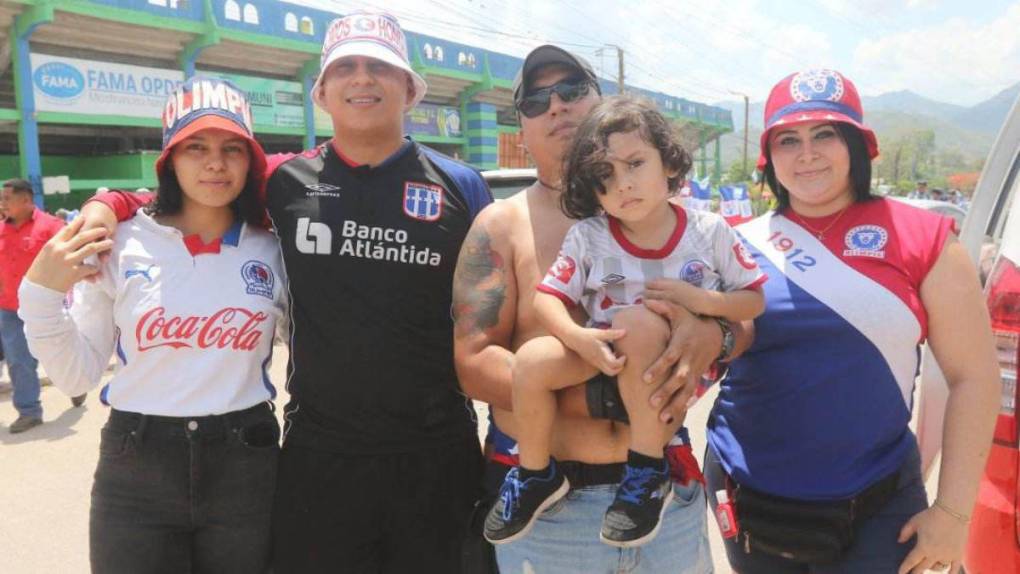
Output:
(0, 0), (732, 209)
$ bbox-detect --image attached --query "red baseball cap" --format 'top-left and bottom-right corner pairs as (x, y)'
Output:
(757, 69), (878, 171)
(155, 76), (267, 185)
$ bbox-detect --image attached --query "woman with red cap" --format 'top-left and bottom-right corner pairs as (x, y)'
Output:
(17, 77), (286, 573)
(702, 69), (999, 573)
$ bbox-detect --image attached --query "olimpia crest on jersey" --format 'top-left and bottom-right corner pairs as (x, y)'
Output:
(403, 182), (444, 222)
(241, 260), (275, 299)
(843, 225), (888, 258)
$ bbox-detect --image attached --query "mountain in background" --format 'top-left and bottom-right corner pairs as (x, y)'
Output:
(953, 83), (1020, 134)
(863, 90), (966, 122)
(710, 82), (1020, 171)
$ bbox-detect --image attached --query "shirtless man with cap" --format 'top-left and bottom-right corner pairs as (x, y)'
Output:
(453, 45), (740, 572)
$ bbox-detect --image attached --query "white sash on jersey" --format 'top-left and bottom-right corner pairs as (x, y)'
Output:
(740, 213), (921, 407)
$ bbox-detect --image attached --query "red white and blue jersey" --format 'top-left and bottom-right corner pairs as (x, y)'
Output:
(707, 198), (955, 500)
(537, 204), (765, 326)
(19, 212), (287, 416)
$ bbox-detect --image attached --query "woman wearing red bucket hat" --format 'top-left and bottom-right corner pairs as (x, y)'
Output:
(17, 76), (286, 573)
(701, 69), (999, 574)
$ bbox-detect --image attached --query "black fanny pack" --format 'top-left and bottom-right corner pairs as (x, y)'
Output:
(731, 470), (900, 564)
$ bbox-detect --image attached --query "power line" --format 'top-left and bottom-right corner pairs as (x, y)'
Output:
(317, 0), (734, 108)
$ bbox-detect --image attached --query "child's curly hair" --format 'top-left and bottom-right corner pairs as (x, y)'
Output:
(561, 96), (692, 220)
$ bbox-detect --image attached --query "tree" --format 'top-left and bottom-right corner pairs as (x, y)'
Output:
(723, 159), (750, 184)
(936, 148), (968, 173)
(909, 129), (936, 180)
(875, 129), (939, 188)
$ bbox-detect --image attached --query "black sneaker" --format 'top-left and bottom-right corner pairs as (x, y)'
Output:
(483, 463), (570, 544)
(600, 464), (674, 547)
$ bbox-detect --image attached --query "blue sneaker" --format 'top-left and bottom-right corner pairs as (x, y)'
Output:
(600, 463), (674, 547)
(483, 462), (570, 544)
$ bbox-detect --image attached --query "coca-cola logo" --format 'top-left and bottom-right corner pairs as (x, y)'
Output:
(135, 307), (268, 352)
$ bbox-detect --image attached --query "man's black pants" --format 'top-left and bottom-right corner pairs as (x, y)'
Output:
(271, 438), (485, 574)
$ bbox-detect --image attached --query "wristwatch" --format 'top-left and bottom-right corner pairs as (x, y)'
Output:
(715, 318), (735, 362)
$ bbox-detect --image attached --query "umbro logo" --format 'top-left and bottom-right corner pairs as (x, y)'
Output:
(305, 183), (342, 198)
(600, 273), (625, 285)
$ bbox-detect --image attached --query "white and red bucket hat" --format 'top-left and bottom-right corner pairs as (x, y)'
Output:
(311, 10), (427, 112)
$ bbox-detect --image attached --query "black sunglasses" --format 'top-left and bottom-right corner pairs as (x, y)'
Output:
(517, 79), (593, 118)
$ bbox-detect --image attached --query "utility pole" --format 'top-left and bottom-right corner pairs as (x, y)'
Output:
(605, 44), (624, 94)
(617, 46), (624, 94)
(729, 89), (749, 178)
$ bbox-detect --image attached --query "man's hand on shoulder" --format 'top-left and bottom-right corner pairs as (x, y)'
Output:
(26, 217), (113, 292)
(76, 200), (118, 280)
(79, 200), (118, 241)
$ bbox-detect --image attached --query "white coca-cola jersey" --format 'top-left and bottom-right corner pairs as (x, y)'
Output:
(19, 211), (287, 416)
(538, 204), (765, 327)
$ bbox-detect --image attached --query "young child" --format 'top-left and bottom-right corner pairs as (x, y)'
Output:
(484, 96), (766, 548)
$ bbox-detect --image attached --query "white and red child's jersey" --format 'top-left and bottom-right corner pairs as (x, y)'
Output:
(19, 211), (287, 416)
(538, 204), (765, 326)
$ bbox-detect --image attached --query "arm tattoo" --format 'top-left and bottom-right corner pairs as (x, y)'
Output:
(453, 227), (507, 335)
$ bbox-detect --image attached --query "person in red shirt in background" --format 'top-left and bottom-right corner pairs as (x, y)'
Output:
(0, 195), (5, 384)
(0, 178), (81, 433)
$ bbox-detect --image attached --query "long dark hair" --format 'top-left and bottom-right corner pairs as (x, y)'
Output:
(561, 96), (692, 220)
(147, 149), (263, 227)
(762, 122), (874, 211)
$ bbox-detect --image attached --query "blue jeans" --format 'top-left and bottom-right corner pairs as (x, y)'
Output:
(495, 479), (714, 573)
(704, 444), (928, 573)
(0, 309), (41, 418)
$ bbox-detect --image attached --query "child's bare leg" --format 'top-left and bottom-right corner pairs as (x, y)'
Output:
(512, 335), (599, 470)
(611, 306), (676, 458)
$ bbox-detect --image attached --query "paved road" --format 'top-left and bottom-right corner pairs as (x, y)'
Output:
(0, 344), (937, 573)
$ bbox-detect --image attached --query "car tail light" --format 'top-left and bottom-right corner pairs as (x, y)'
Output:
(985, 251), (1020, 545)
(987, 253), (1020, 447)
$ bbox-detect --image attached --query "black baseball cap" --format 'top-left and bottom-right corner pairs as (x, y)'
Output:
(512, 45), (600, 107)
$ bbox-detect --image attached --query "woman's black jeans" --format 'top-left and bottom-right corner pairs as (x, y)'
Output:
(90, 402), (279, 574)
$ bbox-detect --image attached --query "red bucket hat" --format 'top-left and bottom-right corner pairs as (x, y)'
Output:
(156, 76), (267, 185)
(757, 69), (878, 171)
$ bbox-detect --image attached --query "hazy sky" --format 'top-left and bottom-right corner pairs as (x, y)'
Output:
(286, 0), (1020, 107)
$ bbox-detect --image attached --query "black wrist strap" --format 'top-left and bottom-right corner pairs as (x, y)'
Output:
(715, 317), (734, 362)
